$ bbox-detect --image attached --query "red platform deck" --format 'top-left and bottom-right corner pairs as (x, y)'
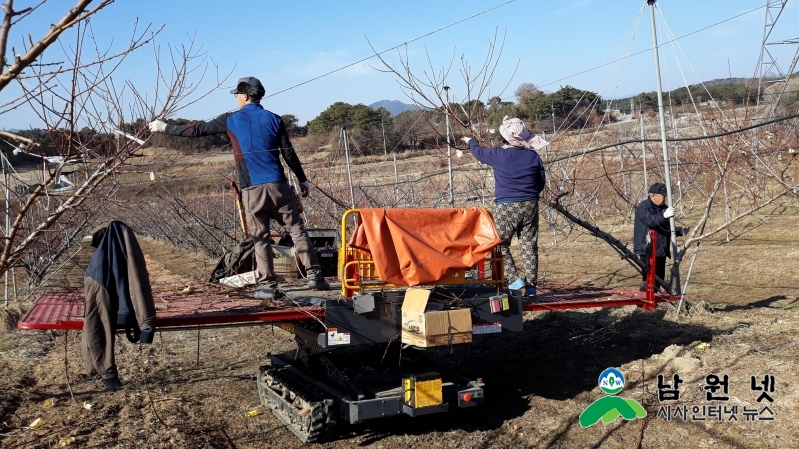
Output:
(18, 288), (324, 331)
(520, 284), (678, 311)
(18, 283), (677, 332)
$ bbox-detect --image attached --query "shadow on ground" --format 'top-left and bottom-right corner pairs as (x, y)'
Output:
(719, 295), (799, 312)
(338, 306), (723, 445)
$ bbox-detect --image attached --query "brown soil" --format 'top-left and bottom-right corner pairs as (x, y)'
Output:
(1, 209), (798, 448)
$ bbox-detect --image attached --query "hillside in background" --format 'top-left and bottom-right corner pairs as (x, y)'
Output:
(608, 74), (797, 110)
(369, 100), (425, 116)
(607, 77), (762, 113)
(699, 77), (756, 87)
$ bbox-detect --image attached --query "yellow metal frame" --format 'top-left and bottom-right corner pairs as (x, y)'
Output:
(338, 209), (504, 297)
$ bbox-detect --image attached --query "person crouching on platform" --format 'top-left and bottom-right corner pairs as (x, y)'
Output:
(461, 116), (547, 297)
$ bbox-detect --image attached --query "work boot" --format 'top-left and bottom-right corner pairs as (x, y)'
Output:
(104, 377), (123, 392)
(254, 285), (282, 300)
(307, 276), (330, 291)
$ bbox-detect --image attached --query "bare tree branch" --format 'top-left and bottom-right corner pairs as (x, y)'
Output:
(0, 0), (112, 91)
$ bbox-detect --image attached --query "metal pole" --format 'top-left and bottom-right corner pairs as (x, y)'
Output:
(343, 128), (355, 208)
(640, 111), (649, 190)
(677, 218), (708, 317)
(393, 152), (399, 204)
(444, 86), (454, 208)
(221, 185), (226, 248)
(542, 131), (549, 160)
(381, 114), (388, 156)
(3, 154), (8, 307)
(677, 238), (701, 316)
(768, 45), (799, 119)
(541, 131), (557, 243)
(647, 0), (680, 294)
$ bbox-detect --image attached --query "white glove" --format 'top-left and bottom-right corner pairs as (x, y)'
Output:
(663, 207), (675, 219)
(299, 181), (311, 198)
(148, 120), (167, 133)
(456, 149), (463, 158)
(460, 136), (473, 145)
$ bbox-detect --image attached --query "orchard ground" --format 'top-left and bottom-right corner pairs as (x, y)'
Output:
(0, 148), (798, 448)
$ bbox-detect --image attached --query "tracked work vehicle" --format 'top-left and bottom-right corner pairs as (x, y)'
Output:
(19, 208), (677, 442)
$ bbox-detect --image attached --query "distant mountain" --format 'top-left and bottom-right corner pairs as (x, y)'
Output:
(369, 100), (425, 117)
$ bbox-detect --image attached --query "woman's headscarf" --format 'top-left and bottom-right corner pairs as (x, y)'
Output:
(499, 116), (549, 150)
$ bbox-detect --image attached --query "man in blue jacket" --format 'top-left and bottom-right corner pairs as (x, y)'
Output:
(149, 77), (329, 297)
(461, 116), (547, 297)
(634, 182), (683, 292)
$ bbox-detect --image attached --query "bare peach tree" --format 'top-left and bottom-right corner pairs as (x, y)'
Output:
(371, 35), (799, 297)
(0, 0), (230, 291)
(545, 105), (799, 294)
(369, 29), (517, 144)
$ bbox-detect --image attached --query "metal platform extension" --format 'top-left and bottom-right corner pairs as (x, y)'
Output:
(521, 284), (676, 311)
(17, 283), (677, 444)
(15, 209), (679, 444)
(17, 283), (677, 332)
(17, 287), (324, 331)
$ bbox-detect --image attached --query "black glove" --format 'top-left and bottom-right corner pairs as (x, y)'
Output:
(125, 325), (141, 343)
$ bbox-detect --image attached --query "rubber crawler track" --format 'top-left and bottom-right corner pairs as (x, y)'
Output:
(257, 365), (338, 443)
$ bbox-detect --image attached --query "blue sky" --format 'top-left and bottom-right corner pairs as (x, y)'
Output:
(2, 0), (798, 129)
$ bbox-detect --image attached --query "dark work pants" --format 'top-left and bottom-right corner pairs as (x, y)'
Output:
(641, 253), (666, 288)
(242, 182), (321, 286)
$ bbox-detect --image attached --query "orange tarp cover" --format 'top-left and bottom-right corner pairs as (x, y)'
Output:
(349, 208), (501, 286)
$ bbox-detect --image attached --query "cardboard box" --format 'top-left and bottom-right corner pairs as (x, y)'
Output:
(218, 270), (258, 288)
(401, 288), (472, 348)
(217, 245), (298, 287)
(272, 245), (300, 278)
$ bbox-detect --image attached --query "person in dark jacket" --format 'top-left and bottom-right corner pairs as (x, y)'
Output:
(634, 182), (686, 291)
(82, 221), (156, 391)
(461, 116), (548, 297)
(148, 76), (329, 298)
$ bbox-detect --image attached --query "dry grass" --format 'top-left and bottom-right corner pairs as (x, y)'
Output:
(0, 209), (797, 448)
(535, 204), (799, 306)
(1, 111), (798, 447)
(0, 305), (21, 335)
